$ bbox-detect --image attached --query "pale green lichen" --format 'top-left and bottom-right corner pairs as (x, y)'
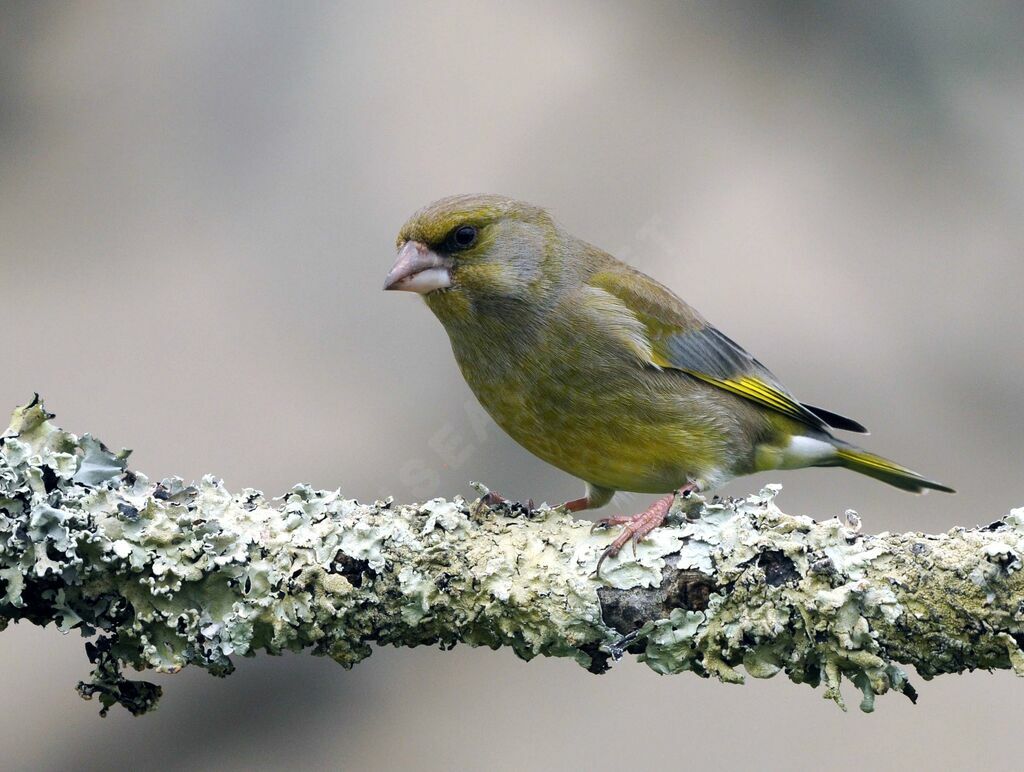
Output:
(1, 397), (1023, 716)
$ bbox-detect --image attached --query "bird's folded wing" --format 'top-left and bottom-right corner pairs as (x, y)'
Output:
(586, 267), (847, 432)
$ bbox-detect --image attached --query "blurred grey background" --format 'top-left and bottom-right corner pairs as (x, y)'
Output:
(1, 1), (1022, 770)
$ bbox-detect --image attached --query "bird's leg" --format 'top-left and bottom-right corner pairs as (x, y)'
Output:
(561, 496), (592, 513)
(558, 484), (616, 514)
(593, 482), (699, 576)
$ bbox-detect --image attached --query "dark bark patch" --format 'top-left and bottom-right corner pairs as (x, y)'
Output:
(758, 549), (799, 587)
(116, 503), (140, 521)
(598, 567), (717, 636)
(330, 553), (374, 588)
(579, 641), (611, 674)
(900, 680), (919, 704)
(40, 465), (59, 493)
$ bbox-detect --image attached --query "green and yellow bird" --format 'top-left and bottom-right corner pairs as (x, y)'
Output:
(384, 194), (953, 570)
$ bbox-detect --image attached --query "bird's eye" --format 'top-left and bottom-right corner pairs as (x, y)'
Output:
(448, 225), (478, 250)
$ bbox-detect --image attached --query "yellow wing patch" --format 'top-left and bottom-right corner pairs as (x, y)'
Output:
(681, 372), (811, 422)
(586, 266), (829, 429)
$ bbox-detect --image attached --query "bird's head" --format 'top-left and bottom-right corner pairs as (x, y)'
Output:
(384, 194), (561, 323)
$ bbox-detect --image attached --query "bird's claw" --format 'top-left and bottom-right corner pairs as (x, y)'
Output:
(592, 485), (698, 578)
(589, 514), (634, 535)
(473, 490), (534, 517)
(592, 506), (669, 577)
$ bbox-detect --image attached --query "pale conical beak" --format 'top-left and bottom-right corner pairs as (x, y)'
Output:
(383, 241), (453, 294)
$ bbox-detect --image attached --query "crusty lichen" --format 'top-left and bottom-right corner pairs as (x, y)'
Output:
(1, 397), (1022, 716)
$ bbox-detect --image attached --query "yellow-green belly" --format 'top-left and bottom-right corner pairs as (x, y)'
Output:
(459, 357), (761, 493)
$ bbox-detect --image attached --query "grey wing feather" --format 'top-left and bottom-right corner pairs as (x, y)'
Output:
(659, 326), (867, 433)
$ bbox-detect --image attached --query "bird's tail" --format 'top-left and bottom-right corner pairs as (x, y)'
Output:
(830, 441), (955, 494)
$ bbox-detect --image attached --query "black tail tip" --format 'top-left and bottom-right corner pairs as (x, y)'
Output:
(802, 403), (869, 434)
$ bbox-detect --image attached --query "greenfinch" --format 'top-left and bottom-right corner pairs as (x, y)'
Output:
(384, 194), (953, 570)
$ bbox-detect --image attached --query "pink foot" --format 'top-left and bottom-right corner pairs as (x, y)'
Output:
(592, 483), (698, 576)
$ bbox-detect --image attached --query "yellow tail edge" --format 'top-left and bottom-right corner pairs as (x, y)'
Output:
(834, 446), (955, 494)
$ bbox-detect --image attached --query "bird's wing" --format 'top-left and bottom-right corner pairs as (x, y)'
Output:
(586, 266), (866, 433)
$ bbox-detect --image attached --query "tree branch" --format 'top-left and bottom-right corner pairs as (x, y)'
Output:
(1, 397), (1021, 716)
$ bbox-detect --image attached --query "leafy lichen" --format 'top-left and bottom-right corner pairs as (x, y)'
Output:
(1, 397), (1022, 715)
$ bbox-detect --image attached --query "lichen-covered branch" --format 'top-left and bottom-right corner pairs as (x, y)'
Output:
(1, 398), (1022, 716)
